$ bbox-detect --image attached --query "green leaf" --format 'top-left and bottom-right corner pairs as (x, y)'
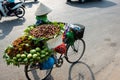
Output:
(52, 21), (58, 26)
(59, 23), (65, 30)
(3, 53), (10, 59)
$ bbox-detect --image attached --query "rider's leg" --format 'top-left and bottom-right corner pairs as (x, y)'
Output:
(7, 2), (15, 9)
(6, 2), (15, 15)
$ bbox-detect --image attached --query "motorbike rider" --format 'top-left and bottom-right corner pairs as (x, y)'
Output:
(4, 0), (15, 15)
(5, 0), (15, 9)
(2, 0), (15, 16)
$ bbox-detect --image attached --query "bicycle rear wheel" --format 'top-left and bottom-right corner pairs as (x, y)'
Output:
(24, 64), (52, 80)
(66, 39), (85, 63)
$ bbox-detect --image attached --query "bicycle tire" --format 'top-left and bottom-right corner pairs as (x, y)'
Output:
(69, 61), (95, 80)
(24, 64), (52, 80)
(65, 39), (86, 63)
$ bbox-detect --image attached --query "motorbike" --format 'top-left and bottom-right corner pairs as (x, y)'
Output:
(0, 0), (25, 20)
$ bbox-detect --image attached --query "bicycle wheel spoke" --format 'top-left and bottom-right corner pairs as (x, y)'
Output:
(71, 45), (78, 53)
(27, 67), (39, 72)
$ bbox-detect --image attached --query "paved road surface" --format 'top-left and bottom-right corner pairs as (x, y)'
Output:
(0, 0), (120, 80)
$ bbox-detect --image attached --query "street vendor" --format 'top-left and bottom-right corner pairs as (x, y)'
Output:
(35, 3), (52, 26)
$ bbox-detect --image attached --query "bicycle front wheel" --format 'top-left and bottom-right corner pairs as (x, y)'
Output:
(24, 64), (52, 80)
(66, 39), (86, 63)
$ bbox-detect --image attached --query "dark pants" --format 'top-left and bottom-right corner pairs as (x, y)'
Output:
(6, 2), (15, 9)
(6, 2), (15, 15)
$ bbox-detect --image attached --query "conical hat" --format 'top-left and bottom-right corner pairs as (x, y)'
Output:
(35, 3), (52, 16)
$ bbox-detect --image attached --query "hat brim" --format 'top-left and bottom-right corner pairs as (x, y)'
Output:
(35, 3), (52, 16)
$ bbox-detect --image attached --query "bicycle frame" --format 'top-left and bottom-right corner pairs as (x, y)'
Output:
(53, 43), (74, 67)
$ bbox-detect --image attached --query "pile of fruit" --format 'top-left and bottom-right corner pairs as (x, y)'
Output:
(30, 24), (60, 38)
(24, 22), (65, 40)
(3, 36), (53, 66)
(3, 22), (65, 66)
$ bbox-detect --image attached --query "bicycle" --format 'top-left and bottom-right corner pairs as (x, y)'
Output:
(24, 23), (86, 80)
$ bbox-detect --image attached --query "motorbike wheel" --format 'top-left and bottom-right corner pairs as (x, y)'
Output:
(15, 7), (25, 18)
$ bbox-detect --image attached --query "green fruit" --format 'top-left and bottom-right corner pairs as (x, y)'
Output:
(16, 54), (21, 58)
(35, 47), (41, 52)
(43, 48), (48, 51)
(27, 27), (31, 31)
(36, 57), (40, 60)
(27, 54), (32, 59)
(29, 58), (34, 62)
(33, 54), (37, 59)
(13, 62), (18, 66)
(25, 44), (29, 47)
(41, 55), (45, 58)
(13, 57), (17, 61)
(41, 50), (46, 54)
(42, 45), (48, 49)
(29, 35), (33, 38)
(21, 54), (26, 58)
(6, 59), (12, 65)
(28, 36), (33, 40)
(37, 52), (40, 56)
(45, 52), (49, 55)
(30, 26), (34, 29)
(30, 49), (36, 54)
(18, 58), (22, 62)
(8, 45), (13, 48)
(23, 58), (28, 62)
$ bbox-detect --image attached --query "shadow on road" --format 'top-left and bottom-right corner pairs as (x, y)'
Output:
(0, 18), (26, 40)
(68, 61), (95, 80)
(27, 61), (95, 80)
(67, 0), (116, 8)
(45, 61), (95, 80)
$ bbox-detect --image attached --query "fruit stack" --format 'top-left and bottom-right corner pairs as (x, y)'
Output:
(3, 36), (53, 66)
(24, 22), (65, 40)
(3, 22), (65, 66)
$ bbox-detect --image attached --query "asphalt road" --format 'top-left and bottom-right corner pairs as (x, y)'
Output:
(0, 0), (120, 80)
